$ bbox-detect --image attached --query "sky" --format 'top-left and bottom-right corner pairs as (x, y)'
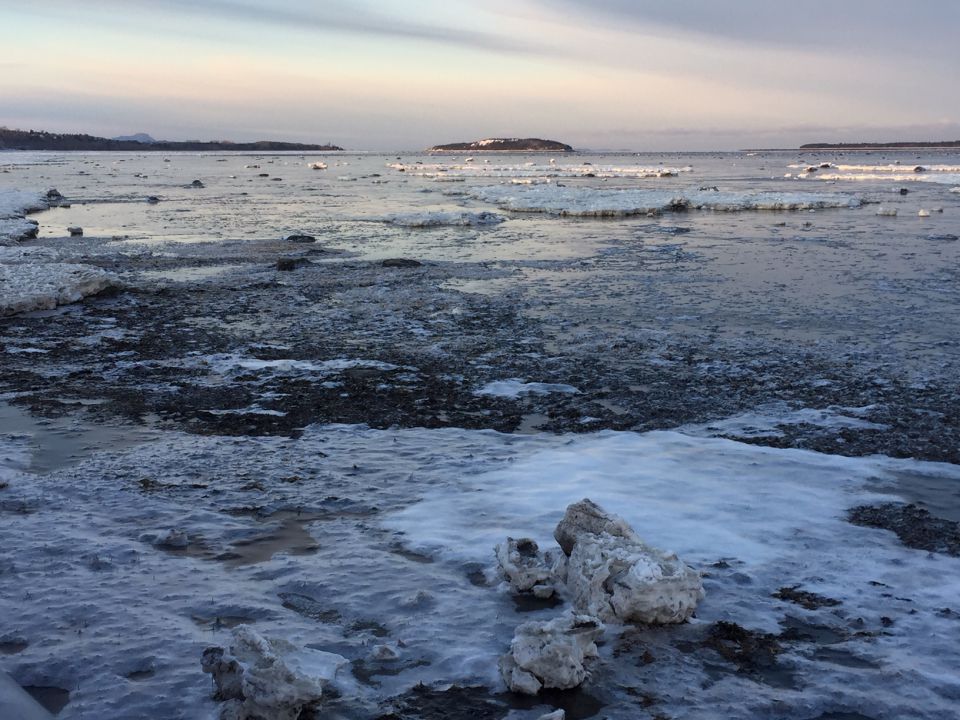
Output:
(1, 0), (958, 150)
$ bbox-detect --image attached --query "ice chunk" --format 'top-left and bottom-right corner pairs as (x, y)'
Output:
(556, 499), (704, 624)
(0, 263), (118, 317)
(201, 625), (347, 720)
(0, 671), (54, 720)
(495, 537), (565, 598)
(499, 613), (603, 695)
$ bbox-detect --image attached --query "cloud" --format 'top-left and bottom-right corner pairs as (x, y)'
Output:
(537, 0), (960, 57)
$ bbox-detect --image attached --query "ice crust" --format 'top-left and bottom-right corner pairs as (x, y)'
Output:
(3, 422), (960, 718)
(467, 185), (862, 216)
(0, 190), (46, 245)
(792, 163), (960, 185)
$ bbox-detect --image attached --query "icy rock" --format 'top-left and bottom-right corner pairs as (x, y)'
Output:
(495, 537), (565, 597)
(154, 529), (189, 549)
(876, 207), (898, 217)
(201, 626), (346, 720)
(556, 499), (703, 624)
(554, 498), (641, 556)
(499, 613), (603, 695)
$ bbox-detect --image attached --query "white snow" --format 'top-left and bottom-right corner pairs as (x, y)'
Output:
(791, 163), (960, 185)
(467, 185), (862, 217)
(474, 379), (580, 398)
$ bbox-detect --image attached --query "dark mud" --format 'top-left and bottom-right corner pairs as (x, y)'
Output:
(848, 503), (960, 555)
(2, 235), (959, 463)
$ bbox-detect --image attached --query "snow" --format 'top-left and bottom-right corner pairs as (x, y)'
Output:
(203, 355), (400, 376)
(381, 211), (505, 228)
(3, 418), (960, 718)
(474, 379), (580, 398)
(791, 163), (960, 185)
(0, 190), (47, 245)
(467, 185), (862, 216)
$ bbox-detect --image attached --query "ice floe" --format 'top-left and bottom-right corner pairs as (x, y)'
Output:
(387, 162), (691, 180)
(0, 263), (117, 317)
(467, 185), (862, 217)
(791, 163), (960, 185)
(381, 211), (505, 228)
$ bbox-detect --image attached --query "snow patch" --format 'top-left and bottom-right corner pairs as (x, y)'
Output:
(474, 379), (580, 398)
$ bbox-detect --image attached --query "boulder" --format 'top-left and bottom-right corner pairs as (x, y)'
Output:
(495, 537), (565, 598)
(276, 257), (312, 271)
(555, 499), (703, 624)
(381, 258), (422, 268)
(285, 234), (316, 243)
(201, 626), (346, 720)
(500, 613), (603, 695)
(67, 226), (83, 236)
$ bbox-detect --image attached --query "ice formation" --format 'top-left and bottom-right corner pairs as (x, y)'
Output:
(495, 537), (565, 598)
(499, 613), (604, 695)
(0, 671), (53, 720)
(201, 625), (347, 720)
(474, 379), (580, 398)
(0, 263), (118, 317)
(555, 499), (704, 624)
(467, 185), (862, 216)
(386, 162), (691, 180)
(0, 190), (47, 245)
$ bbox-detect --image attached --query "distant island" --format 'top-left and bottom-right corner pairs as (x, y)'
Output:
(0, 127), (343, 152)
(428, 138), (573, 153)
(800, 140), (960, 150)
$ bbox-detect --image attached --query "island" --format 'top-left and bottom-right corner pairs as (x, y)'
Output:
(427, 137), (573, 153)
(0, 127), (343, 152)
(800, 140), (960, 150)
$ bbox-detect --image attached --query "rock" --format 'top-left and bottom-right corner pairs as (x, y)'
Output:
(500, 613), (603, 695)
(67, 226), (83, 236)
(898, 188), (909, 195)
(381, 258), (422, 268)
(285, 234), (316, 243)
(308, 162), (327, 170)
(554, 498), (640, 556)
(146, 196), (160, 204)
(276, 257), (312, 271)
(154, 528), (189, 549)
(495, 537), (565, 598)
(45, 188), (63, 200)
(191, 180), (204, 188)
(555, 499), (703, 624)
(201, 626), (346, 720)
(914, 166), (927, 173)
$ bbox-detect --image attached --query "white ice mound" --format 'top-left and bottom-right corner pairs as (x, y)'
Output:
(0, 190), (47, 245)
(201, 625), (348, 720)
(556, 499), (704, 624)
(0, 263), (117, 317)
(499, 613), (604, 695)
(495, 537), (566, 598)
(468, 185), (861, 217)
(383, 211), (505, 227)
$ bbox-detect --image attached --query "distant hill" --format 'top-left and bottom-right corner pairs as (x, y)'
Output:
(800, 140), (960, 149)
(428, 138), (573, 152)
(0, 127), (343, 152)
(112, 133), (157, 143)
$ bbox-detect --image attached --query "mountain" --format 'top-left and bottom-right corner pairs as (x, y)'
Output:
(111, 133), (158, 143)
(0, 128), (344, 152)
(428, 138), (573, 152)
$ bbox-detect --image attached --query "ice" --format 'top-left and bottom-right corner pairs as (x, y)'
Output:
(0, 263), (118, 317)
(387, 162), (691, 180)
(381, 211), (505, 227)
(0, 190), (47, 245)
(680, 402), (890, 439)
(793, 163), (960, 185)
(467, 185), (862, 216)
(204, 355), (400, 375)
(474, 379), (580, 398)
(3, 424), (960, 717)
